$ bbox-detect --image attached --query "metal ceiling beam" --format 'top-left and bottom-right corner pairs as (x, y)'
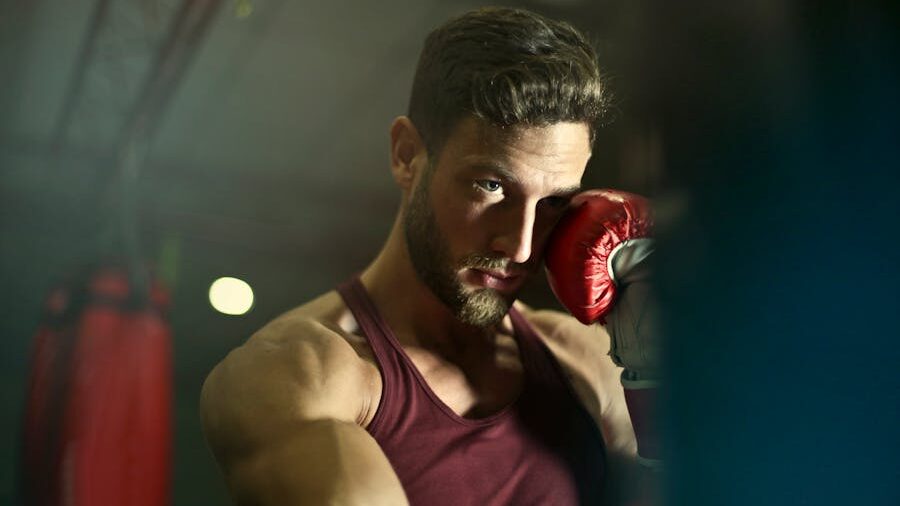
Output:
(50, 0), (223, 160)
(46, 0), (224, 292)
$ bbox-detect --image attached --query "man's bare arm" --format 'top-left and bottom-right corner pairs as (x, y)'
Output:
(200, 318), (408, 505)
(525, 308), (659, 505)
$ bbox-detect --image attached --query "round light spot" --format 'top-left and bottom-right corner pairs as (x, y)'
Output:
(209, 277), (254, 315)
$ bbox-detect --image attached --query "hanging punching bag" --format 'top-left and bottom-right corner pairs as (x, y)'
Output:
(21, 264), (172, 506)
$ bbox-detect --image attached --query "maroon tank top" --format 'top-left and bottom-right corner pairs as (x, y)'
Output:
(337, 278), (606, 505)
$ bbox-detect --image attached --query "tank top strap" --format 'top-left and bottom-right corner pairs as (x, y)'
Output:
(336, 277), (395, 364)
(507, 305), (571, 392)
(335, 277), (415, 436)
(339, 278), (568, 399)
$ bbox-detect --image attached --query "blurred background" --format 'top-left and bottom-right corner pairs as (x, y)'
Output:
(1, 1), (657, 503)
(1, 0), (897, 504)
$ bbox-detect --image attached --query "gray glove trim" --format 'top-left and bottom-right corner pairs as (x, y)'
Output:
(606, 241), (659, 378)
(609, 238), (655, 285)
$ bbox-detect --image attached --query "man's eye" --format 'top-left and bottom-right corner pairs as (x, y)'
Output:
(475, 180), (502, 193)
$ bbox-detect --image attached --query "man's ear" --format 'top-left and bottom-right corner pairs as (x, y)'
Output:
(390, 116), (428, 191)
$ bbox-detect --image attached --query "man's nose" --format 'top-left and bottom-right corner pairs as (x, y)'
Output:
(490, 203), (536, 265)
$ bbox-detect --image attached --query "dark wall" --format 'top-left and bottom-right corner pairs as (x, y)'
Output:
(632, 1), (900, 504)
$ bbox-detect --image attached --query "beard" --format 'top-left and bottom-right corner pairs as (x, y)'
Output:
(403, 167), (520, 327)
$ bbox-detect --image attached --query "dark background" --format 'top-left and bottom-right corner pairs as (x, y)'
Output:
(1, 0), (897, 504)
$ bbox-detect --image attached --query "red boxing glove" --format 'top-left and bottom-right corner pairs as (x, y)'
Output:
(545, 189), (654, 326)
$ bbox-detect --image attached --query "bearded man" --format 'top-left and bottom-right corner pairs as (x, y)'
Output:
(200, 7), (659, 505)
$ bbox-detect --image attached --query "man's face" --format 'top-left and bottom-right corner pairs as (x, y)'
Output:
(403, 117), (590, 327)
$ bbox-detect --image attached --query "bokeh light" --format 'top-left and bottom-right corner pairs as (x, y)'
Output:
(208, 277), (254, 316)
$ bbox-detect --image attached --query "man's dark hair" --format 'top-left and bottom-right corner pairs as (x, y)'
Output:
(408, 7), (610, 157)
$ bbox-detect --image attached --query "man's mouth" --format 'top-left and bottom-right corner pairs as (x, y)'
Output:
(461, 268), (527, 294)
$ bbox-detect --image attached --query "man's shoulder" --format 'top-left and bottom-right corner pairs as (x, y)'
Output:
(252, 290), (352, 354)
(514, 301), (610, 349)
(201, 290), (371, 433)
(253, 289), (376, 375)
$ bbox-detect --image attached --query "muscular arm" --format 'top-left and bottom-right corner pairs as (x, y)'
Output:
(200, 318), (408, 506)
(524, 307), (659, 505)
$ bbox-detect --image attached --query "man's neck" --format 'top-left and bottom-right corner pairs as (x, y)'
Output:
(359, 219), (504, 356)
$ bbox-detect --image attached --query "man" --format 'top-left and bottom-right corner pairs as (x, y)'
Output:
(200, 8), (656, 505)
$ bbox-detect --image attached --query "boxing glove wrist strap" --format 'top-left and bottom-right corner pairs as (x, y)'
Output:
(621, 369), (662, 469)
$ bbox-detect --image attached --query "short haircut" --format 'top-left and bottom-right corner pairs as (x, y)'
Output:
(408, 7), (610, 158)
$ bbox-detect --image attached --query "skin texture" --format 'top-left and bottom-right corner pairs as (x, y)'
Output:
(200, 116), (641, 505)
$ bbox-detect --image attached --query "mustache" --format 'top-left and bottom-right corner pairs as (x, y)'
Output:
(459, 254), (533, 274)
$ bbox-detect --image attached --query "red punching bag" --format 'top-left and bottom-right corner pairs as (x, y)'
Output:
(21, 265), (173, 506)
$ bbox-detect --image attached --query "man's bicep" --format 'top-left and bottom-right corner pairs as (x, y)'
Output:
(200, 330), (407, 505)
(199, 337), (323, 459)
(201, 371), (409, 505)
(197, 343), (296, 501)
(201, 321), (362, 441)
(227, 419), (408, 506)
